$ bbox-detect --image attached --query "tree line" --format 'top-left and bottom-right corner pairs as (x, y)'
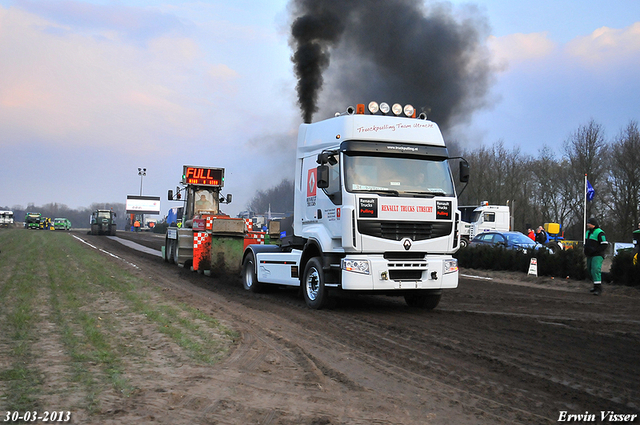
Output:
(455, 119), (640, 243)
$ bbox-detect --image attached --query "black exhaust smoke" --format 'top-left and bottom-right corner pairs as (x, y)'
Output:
(290, 2), (351, 123)
(289, 0), (494, 128)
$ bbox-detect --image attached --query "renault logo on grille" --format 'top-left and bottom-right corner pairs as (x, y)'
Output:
(402, 238), (412, 250)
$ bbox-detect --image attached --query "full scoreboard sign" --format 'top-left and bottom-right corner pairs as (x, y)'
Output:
(182, 166), (224, 187)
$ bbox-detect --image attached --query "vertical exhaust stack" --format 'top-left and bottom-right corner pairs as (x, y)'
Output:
(289, 0), (495, 129)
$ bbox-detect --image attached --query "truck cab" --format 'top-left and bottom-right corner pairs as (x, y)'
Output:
(25, 212), (41, 229)
(243, 102), (468, 309)
(0, 210), (14, 228)
(459, 203), (511, 247)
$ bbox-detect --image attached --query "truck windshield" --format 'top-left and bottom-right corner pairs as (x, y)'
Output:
(343, 154), (455, 197)
(98, 212), (111, 219)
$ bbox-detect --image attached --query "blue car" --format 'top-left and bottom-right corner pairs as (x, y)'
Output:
(468, 231), (545, 254)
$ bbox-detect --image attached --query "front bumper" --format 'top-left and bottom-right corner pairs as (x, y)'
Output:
(340, 255), (458, 291)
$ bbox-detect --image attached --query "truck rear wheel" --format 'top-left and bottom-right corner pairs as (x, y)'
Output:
(460, 238), (468, 248)
(404, 291), (441, 310)
(162, 236), (171, 263)
(172, 241), (180, 265)
(303, 257), (329, 309)
(242, 253), (263, 293)
(167, 239), (176, 264)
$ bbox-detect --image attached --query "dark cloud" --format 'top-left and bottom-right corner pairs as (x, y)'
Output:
(289, 0), (495, 129)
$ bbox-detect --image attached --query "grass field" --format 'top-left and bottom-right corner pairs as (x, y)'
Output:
(0, 229), (238, 419)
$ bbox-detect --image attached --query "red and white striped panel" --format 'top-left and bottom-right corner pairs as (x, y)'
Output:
(244, 219), (252, 232)
(193, 232), (208, 249)
(246, 231), (265, 244)
(205, 216), (214, 230)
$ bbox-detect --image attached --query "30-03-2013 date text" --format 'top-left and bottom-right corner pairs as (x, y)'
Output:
(2, 411), (71, 422)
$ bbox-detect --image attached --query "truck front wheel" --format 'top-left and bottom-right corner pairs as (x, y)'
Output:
(460, 237), (469, 248)
(303, 257), (329, 309)
(242, 253), (263, 293)
(404, 291), (441, 310)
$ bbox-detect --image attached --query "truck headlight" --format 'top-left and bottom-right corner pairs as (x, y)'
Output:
(444, 259), (458, 274)
(342, 259), (370, 275)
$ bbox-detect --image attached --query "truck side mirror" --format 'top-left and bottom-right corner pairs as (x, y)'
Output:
(168, 190), (173, 201)
(459, 161), (470, 183)
(226, 194), (232, 204)
(317, 151), (337, 165)
(317, 165), (329, 188)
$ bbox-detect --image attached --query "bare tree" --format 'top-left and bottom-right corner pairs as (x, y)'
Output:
(563, 119), (608, 220)
(247, 179), (294, 215)
(605, 120), (640, 241)
(530, 146), (581, 232)
(459, 141), (533, 231)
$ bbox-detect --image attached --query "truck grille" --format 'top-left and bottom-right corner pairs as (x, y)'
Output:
(358, 221), (452, 241)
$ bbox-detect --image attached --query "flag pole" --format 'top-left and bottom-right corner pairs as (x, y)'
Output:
(583, 173), (587, 243)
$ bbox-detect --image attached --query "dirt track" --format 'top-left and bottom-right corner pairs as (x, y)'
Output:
(74, 230), (640, 424)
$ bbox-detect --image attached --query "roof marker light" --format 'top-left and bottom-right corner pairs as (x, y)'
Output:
(403, 104), (415, 117)
(368, 101), (379, 114)
(380, 102), (390, 114)
(392, 103), (403, 116)
(356, 104), (365, 114)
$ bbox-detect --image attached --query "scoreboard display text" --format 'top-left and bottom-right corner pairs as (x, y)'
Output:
(182, 166), (224, 187)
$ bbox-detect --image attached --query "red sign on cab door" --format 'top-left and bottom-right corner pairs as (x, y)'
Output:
(307, 168), (317, 197)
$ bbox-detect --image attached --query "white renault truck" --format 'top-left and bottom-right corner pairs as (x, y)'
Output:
(241, 102), (469, 309)
(458, 203), (511, 248)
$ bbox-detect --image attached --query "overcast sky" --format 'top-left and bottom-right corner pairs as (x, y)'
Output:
(1, 0), (639, 217)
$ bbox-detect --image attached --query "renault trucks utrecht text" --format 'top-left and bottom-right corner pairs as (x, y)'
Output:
(241, 102), (469, 310)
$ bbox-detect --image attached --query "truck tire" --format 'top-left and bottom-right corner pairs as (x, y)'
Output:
(172, 241), (180, 265)
(404, 291), (441, 310)
(109, 225), (116, 236)
(242, 253), (263, 293)
(163, 236), (170, 263)
(302, 257), (329, 309)
(167, 239), (176, 264)
(460, 237), (469, 248)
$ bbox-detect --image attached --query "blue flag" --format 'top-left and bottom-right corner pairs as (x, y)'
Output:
(586, 180), (595, 201)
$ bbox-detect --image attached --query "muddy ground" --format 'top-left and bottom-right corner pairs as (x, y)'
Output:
(60, 231), (640, 423)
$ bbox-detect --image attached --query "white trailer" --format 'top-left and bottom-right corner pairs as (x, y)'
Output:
(241, 102), (469, 310)
(458, 203), (511, 247)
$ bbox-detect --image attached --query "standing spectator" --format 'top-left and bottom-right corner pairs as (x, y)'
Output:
(527, 227), (535, 241)
(584, 217), (608, 295)
(535, 226), (547, 245)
